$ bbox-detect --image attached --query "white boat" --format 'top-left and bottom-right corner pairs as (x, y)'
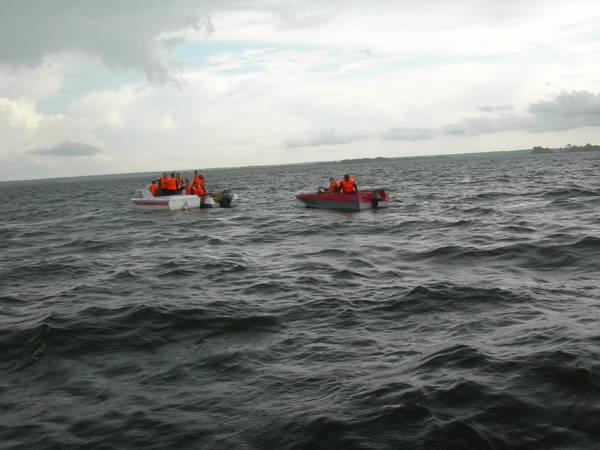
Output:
(131, 189), (236, 210)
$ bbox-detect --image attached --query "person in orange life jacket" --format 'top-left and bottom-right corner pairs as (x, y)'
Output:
(148, 180), (160, 197)
(339, 174), (358, 193)
(162, 172), (178, 195)
(175, 172), (184, 192)
(325, 177), (340, 192)
(183, 180), (194, 195)
(158, 172), (168, 195)
(193, 170), (205, 187)
(193, 183), (206, 196)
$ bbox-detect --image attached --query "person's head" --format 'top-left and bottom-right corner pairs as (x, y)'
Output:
(329, 177), (335, 182)
(171, 172), (175, 177)
(344, 174), (350, 181)
(162, 172), (167, 177)
(176, 172), (181, 177)
(194, 170), (198, 175)
(185, 179), (189, 184)
(153, 180), (159, 185)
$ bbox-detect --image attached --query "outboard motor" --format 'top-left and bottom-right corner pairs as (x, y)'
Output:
(201, 196), (216, 208)
(371, 191), (381, 209)
(220, 190), (234, 208)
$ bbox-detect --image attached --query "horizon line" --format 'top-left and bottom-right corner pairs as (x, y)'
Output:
(0, 146), (535, 183)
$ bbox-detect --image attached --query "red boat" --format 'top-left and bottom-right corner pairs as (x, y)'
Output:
(296, 189), (389, 211)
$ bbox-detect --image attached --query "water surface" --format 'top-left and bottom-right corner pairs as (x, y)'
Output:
(1, 152), (600, 449)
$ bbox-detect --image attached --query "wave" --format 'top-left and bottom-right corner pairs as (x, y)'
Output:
(0, 304), (281, 372)
(417, 344), (491, 371)
(542, 188), (599, 198)
(406, 237), (600, 269)
(378, 283), (526, 315)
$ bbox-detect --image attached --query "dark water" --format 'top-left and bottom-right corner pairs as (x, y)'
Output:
(2, 152), (600, 449)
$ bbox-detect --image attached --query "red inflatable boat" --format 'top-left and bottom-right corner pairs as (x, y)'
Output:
(296, 189), (389, 211)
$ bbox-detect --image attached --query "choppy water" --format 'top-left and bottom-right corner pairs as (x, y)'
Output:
(2, 152), (600, 449)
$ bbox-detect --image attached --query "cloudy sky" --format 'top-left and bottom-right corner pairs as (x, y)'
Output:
(2, 0), (600, 180)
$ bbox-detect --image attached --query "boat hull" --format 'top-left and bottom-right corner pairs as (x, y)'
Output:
(296, 189), (389, 211)
(131, 189), (237, 210)
(132, 194), (200, 210)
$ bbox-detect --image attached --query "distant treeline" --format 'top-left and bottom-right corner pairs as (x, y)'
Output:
(340, 157), (389, 163)
(532, 144), (600, 154)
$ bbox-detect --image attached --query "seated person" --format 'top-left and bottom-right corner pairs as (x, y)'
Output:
(148, 180), (160, 197)
(193, 170), (205, 188)
(339, 174), (358, 193)
(158, 172), (168, 195)
(175, 172), (184, 191)
(322, 177), (340, 192)
(193, 183), (206, 196)
(161, 172), (178, 195)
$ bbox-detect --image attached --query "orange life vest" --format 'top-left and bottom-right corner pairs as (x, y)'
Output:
(184, 184), (193, 195)
(164, 177), (177, 191)
(193, 185), (206, 196)
(340, 177), (356, 193)
(193, 174), (204, 186)
(159, 176), (167, 188)
(149, 183), (158, 196)
(326, 180), (340, 192)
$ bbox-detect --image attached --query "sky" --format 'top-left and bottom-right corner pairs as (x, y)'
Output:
(2, 0), (600, 180)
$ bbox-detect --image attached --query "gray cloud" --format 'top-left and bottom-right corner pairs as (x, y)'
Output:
(29, 141), (102, 157)
(286, 91), (600, 148)
(526, 90), (600, 131)
(0, 1), (338, 83)
(286, 126), (437, 149)
(478, 104), (513, 113)
(448, 91), (600, 136)
(0, 0), (216, 82)
(529, 90), (600, 116)
(441, 115), (526, 136)
(271, 4), (340, 30)
(381, 127), (437, 141)
(285, 128), (369, 148)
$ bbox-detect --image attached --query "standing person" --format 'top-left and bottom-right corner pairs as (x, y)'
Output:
(339, 174), (358, 193)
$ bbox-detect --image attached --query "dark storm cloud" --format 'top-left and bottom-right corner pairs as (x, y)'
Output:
(29, 141), (102, 157)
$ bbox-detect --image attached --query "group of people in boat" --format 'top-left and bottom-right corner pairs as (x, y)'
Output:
(320, 174), (358, 193)
(148, 171), (357, 197)
(148, 170), (206, 197)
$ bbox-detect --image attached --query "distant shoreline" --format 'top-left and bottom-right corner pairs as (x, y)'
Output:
(0, 146), (589, 183)
(531, 144), (600, 154)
